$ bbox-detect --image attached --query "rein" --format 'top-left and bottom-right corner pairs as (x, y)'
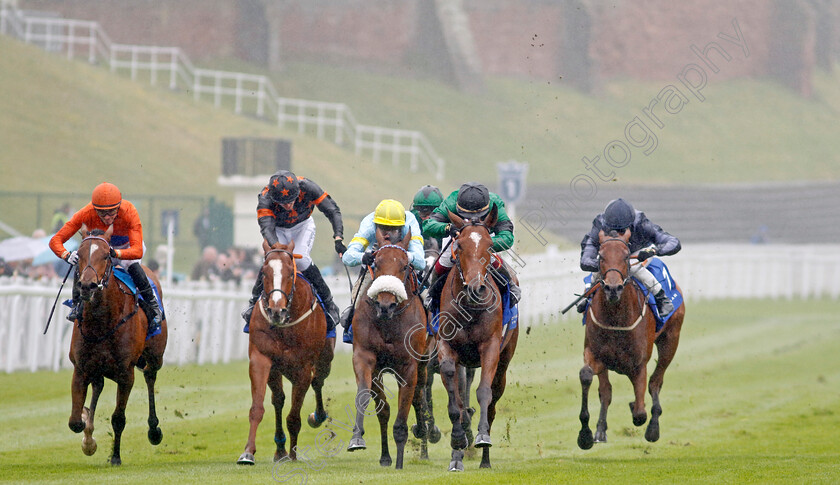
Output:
(450, 222), (497, 311)
(259, 248), (313, 328)
(589, 237), (647, 331)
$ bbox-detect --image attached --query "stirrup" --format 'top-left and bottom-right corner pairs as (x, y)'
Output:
(67, 303), (80, 322)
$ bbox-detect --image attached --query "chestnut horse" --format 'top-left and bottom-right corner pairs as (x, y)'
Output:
(437, 206), (518, 471)
(238, 240), (335, 465)
(577, 229), (686, 449)
(68, 227), (167, 465)
(346, 227), (429, 469)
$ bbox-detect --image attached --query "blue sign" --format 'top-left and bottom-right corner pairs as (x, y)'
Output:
(497, 160), (529, 204)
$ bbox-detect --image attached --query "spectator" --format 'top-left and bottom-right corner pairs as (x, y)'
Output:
(193, 206), (212, 250)
(51, 203), (72, 234)
(191, 245), (219, 281)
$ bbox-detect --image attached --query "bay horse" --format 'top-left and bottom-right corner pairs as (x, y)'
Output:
(577, 229), (686, 449)
(238, 240), (335, 464)
(346, 227), (429, 469)
(437, 206), (518, 471)
(414, 243), (476, 460)
(68, 226), (167, 466)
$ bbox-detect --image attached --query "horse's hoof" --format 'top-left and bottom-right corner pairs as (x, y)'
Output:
(578, 428), (594, 450)
(69, 420), (85, 434)
(81, 437), (97, 456)
(411, 423), (425, 439)
(594, 430), (607, 443)
(308, 411), (328, 428)
(237, 452), (256, 465)
(448, 460), (464, 472)
(429, 425), (442, 444)
(347, 437), (366, 451)
(379, 456), (392, 467)
(645, 424), (660, 442)
(633, 414), (647, 427)
(479, 461), (491, 469)
(474, 433), (492, 448)
(110, 456), (121, 466)
(148, 427), (163, 445)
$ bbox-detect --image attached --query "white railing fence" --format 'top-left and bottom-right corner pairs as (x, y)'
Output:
(2, 244), (838, 373)
(0, 1), (445, 180)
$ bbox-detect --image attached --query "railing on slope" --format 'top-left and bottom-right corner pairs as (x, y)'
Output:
(0, 1), (444, 180)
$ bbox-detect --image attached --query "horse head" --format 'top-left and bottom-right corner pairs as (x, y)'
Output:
(260, 240), (298, 326)
(367, 226), (412, 321)
(76, 225), (115, 303)
(448, 205), (498, 306)
(598, 229), (632, 304)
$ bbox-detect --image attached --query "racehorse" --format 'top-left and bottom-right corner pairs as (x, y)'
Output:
(346, 227), (429, 469)
(577, 229), (686, 449)
(437, 206), (518, 471)
(67, 226), (167, 466)
(238, 240), (335, 464)
(414, 244), (476, 460)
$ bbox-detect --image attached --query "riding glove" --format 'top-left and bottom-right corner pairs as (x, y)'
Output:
(334, 238), (347, 255)
(637, 247), (657, 261)
(65, 251), (79, 265)
(361, 250), (375, 267)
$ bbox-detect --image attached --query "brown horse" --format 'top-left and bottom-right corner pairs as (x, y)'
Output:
(577, 229), (686, 449)
(238, 240), (335, 465)
(437, 206), (518, 471)
(346, 227), (430, 470)
(67, 226), (168, 466)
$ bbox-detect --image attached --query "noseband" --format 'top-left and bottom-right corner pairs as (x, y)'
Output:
(78, 236), (114, 290)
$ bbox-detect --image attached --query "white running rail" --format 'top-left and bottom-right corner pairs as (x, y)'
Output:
(0, 1), (445, 180)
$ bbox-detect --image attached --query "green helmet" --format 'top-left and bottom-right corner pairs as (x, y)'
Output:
(412, 185), (443, 209)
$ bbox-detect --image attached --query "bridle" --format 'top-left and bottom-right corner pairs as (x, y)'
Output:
(452, 220), (493, 289)
(261, 248), (297, 309)
(365, 244), (418, 317)
(77, 236), (114, 291)
(598, 237), (631, 286)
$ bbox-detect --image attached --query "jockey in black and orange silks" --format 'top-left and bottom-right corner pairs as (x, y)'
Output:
(241, 170), (345, 335)
(578, 198), (681, 318)
(49, 182), (162, 331)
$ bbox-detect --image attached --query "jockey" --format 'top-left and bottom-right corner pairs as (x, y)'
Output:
(422, 182), (520, 311)
(410, 184), (445, 252)
(339, 199), (425, 343)
(49, 182), (162, 332)
(579, 198), (681, 318)
(241, 170), (345, 334)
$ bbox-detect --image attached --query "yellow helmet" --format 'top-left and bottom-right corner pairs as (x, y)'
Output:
(373, 199), (406, 226)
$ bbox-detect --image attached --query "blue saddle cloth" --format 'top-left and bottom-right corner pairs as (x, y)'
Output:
(582, 257), (682, 332)
(428, 277), (518, 340)
(243, 273), (336, 339)
(63, 267), (163, 340)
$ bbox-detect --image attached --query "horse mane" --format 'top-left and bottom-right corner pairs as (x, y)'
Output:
(89, 229), (107, 237)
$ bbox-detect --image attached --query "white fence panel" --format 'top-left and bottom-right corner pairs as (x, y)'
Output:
(2, 244), (838, 373)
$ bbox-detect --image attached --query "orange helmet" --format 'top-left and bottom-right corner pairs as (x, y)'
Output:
(91, 182), (122, 210)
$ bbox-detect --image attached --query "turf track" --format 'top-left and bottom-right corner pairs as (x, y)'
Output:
(1, 299), (838, 484)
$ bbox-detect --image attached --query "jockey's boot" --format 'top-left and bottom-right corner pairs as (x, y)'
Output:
(66, 271), (81, 321)
(128, 263), (162, 332)
(302, 264), (339, 333)
(424, 268), (449, 312)
(339, 306), (355, 344)
(654, 289), (674, 319)
(241, 269), (264, 326)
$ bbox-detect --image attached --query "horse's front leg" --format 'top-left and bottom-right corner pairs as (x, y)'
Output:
(578, 347), (604, 450)
(347, 349), (376, 452)
(68, 367), (88, 434)
(266, 366), (287, 461)
(393, 363), (418, 470)
(237, 348), (271, 465)
(370, 374), (391, 466)
(286, 365), (313, 461)
(411, 356), (430, 460)
(595, 369), (612, 442)
(308, 336), (335, 428)
(142, 365), (163, 446)
(110, 370), (135, 466)
(81, 375), (104, 456)
(438, 342), (466, 472)
(628, 366), (648, 427)
(473, 339), (500, 449)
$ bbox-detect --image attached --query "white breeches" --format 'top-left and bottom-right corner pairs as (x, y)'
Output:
(274, 217), (316, 271)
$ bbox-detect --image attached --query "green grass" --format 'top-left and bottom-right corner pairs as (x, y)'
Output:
(1, 299), (838, 484)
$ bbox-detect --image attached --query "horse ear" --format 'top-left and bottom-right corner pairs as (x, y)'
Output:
(399, 227), (411, 249)
(622, 229), (632, 241)
(287, 239), (295, 253)
(448, 210), (464, 229)
(104, 225), (114, 240)
(483, 204), (498, 228)
(262, 240), (271, 253)
(79, 223), (89, 238)
(597, 229), (607, 243)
